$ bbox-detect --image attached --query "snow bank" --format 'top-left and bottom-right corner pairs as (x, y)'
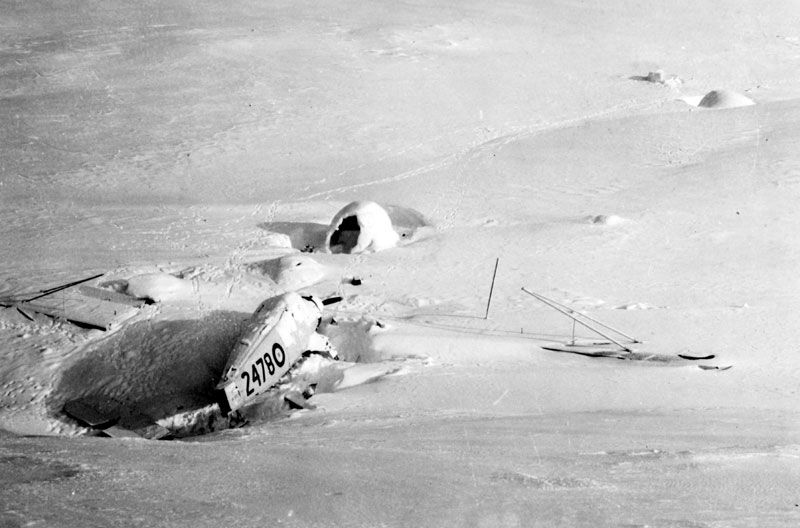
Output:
(325, 201), (400, 254)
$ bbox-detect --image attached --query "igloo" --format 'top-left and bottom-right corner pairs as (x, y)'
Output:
(325, 201), (400, 254)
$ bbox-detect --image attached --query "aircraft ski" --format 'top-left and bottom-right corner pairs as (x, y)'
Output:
(522, 287), (729, 369)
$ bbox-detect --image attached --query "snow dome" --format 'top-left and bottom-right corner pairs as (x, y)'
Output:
(325, 201), (400, 254)
(263, 254), (327, 290)
(697, 89), (754, 109)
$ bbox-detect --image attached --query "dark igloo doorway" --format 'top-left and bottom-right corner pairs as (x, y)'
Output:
(328, 215), (361, 254)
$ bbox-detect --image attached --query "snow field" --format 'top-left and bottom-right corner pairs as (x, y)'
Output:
(2, 0), (800, 525)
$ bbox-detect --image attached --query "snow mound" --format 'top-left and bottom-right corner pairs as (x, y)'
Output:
(696, 90), (755, 109)
(325, 201), (400, 254)
(125, 273), (194, 302)
(384, 204), (435, 242)
(646, 70), (666, 83)
(261, 232), (293, 249)
(320, 317), (384, 363)
(248, 254), (327, 291)
(588, 214), (626, 226)
(614, 302), (657, 310)
(635, 70), (682, 88)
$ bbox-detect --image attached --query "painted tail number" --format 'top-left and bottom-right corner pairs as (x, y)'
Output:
(240, 343), (287, 396)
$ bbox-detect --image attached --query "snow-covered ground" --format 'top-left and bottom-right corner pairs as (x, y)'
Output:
(2, 1), (800, 526)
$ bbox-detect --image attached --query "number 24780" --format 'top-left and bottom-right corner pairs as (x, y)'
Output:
(240, 343), (287, 396)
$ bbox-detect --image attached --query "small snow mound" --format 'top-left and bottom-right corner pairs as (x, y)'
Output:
(319, 317), (384, 363)
(645, 70), (666, 83)
(125, 273), (194, 302)
(697, 90), (755, 109)
(383, 204), (434, 242)
(261, 232), (293, 249)
(589, 214), (625, 226)
(632, 70), (682, 88)
(614, 302), (657, 311)
(249, 254), (327, 290)
(325, 201), (400, 254)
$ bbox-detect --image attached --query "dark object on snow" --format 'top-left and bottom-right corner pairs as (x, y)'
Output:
(63, 398), (171, 440)
(678, 353), (716, 361)
(284, 391), (316, 410)
(351, 276), (362, 286)
(322, 296), (343, 306)
(540, 344), (729, 368)
(329, 215), (362, 254)
(64, 399), (118, 429)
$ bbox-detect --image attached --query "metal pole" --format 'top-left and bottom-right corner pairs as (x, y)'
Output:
(521, 287), (634, 352)
(21, 273), (105, 303)
(484, 258), (499, 320)
(526, 289), (640, 343)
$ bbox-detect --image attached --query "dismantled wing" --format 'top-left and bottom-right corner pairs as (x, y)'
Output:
(217, 292), (323, 412)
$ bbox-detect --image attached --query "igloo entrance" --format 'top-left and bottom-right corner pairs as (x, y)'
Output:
(328, 215), (362, 254)
(325, 201), (399, 254)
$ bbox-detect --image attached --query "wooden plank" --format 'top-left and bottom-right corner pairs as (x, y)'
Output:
(100, 426), (144, 439)
(21, 285), (141, 330)
(64, 399), (171, 440)
(64, 399), (119, 428)
(119, 413), (172, 440)
(77, 285), (146, 307)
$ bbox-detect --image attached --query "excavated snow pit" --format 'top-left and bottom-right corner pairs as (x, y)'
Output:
(51, 311), (388, 439)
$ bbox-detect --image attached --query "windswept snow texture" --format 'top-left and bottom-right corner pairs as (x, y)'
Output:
(2, 0), (800, 526)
